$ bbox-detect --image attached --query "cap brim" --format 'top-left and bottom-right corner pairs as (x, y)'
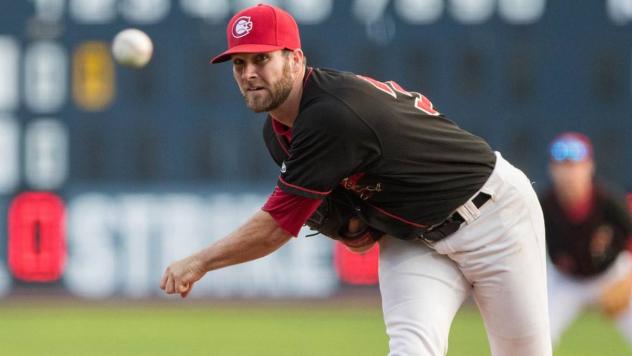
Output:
(210, 44), (285, 64)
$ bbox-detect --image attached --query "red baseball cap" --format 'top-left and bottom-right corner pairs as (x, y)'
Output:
(211, 4), (301, 64)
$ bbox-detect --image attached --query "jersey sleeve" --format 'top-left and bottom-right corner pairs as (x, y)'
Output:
(262, 185), (323, 237)
(277, 100), (380, 198)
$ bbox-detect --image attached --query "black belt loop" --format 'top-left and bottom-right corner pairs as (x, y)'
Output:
(471, 192), (491, 211)
(419, 192), (491, 243)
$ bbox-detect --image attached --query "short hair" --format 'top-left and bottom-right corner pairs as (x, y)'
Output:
(282, 49), (307, 67)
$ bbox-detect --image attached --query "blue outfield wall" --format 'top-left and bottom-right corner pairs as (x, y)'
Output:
(0, 1), (631, 297)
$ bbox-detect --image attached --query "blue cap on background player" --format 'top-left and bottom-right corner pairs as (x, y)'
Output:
(211, 3), (301, 64)
(549, 132), (593, 162)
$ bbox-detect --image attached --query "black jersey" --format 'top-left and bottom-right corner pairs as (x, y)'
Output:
(263, 68), (496, 237)
(541, 182), (632, 278)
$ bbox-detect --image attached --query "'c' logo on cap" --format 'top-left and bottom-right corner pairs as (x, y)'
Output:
(232, 16), (253, 38)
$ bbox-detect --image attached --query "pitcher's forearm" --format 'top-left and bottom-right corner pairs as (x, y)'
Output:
(195, 210), (292, 272)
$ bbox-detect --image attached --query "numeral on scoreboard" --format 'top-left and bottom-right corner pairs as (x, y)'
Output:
(8, 192), (66, 282)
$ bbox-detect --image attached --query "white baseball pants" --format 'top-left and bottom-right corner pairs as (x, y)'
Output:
(378, 152), (552, 356)
(548, 251), (632, 346)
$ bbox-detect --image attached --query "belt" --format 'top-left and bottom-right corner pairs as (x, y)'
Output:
(418, 192), (491, 243)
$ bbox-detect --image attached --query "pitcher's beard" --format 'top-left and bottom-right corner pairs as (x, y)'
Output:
(243, 64), (293, 113)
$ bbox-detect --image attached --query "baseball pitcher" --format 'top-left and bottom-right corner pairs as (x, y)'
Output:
(160, 4), (552, 355)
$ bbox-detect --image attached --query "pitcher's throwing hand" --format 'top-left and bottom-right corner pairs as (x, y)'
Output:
(160, 255), (205, 298)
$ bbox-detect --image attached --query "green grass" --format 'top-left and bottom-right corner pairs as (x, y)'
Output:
(0, 301), (629, 356)
(552, 312), (632, 356)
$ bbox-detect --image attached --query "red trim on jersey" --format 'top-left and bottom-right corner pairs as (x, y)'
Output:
(278, 176), (331, 196)
(271, 119), (292, 142)
(262, 186), (322, 237)
(271, 118), (291, 155)
(368, 203), (429, 228)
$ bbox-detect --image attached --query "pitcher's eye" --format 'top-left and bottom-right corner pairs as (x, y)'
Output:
(254, 54), (269, 63)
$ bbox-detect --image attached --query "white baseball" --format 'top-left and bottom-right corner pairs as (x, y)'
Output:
(111, 28), (153, 68)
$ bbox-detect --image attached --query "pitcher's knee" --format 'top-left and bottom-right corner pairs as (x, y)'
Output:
(387, 320), (449, 356)
(487, 330), (552, 356)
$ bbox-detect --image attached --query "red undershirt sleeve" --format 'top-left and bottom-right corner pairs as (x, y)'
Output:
(262, 185), (323, 237)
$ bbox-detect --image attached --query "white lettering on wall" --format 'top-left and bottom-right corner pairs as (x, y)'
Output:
(352, 0), (390, 24)
(286, 0), (333, 24)
(607, 0), (632, 25)
(64, 194), (119, 298)
(0, 116), (19, 193)
(179, 0), (230, 23)
(395, 0), (443, 25)
(0, 37), (19, 112)
(354, 0), (546, 24)
(0, 252), (11, 297)
(119, 0), (171, 24)
(450, 0), (495, 25)
(69, 0), (117, 24)
(41, 0), (551, 25)
(24, 41), (67, 113)
(498, 0), (545, 24)
(25, 119), (69, 190)
(64, 192), (337, 298)
(31, 0), (65, 22)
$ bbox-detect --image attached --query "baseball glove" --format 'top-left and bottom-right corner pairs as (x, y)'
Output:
(599, 272), (632, 318)
(306, 189), (383, 250)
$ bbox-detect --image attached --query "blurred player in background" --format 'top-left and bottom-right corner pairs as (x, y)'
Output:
(541, 132), (632, 347)
(161, 4), (551, 355)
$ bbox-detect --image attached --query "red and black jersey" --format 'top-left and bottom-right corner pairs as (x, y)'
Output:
(541, 182), (632, 277)
(263, 67), (496, 236)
